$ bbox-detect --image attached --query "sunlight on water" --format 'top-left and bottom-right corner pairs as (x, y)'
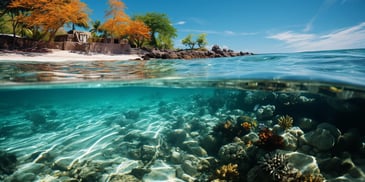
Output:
(1, 49), (365, 181)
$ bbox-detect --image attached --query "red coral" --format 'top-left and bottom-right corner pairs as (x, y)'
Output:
(256, 128), (284, 151)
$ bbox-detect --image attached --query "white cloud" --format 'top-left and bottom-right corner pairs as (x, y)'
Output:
(179, 29), (219, 34)
(175, 21), (186, 25)
(180, 29), (256, 37)
(224, 30), (235, 35)
(267, 22), (365, 52)
(303, 0), (337, 32)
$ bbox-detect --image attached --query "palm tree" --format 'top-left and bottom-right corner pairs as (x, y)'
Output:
(89, 20), (101, 37)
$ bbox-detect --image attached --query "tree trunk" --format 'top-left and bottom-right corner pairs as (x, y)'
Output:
(11, 13), (18, 50)
(150, 31), (156, 47)
(48, 28), (59, 43)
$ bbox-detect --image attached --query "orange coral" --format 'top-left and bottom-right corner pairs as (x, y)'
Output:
(241, 122), (252, 131)
(213, 163), (239, 180)
(256, 128), (284, 151)
(237, 115), (257, 131)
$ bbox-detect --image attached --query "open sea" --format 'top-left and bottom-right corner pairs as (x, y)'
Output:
(1, 49), (365, 182)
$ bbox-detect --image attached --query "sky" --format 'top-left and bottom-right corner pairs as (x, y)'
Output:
(82, 0), (365, 53)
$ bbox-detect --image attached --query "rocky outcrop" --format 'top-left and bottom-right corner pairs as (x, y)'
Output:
(142, 45), (253, 60)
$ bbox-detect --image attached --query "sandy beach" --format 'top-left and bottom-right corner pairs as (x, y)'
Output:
(0, 49), (142, 62)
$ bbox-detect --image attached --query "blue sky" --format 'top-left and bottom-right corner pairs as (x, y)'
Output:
(82, 0), (365, 53)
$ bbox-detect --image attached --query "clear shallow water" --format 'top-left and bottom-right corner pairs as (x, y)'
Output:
(1, 49), (365, 182)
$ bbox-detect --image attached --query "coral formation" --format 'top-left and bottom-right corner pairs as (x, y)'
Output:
(259, 153), (300, 181)
(259, 152), (325, 182)
(218, 142), (248, 162)
(256, 105), (276, 120)
(212, 118), (238, 142)
(256, 128), (285, 151)
(241, 122), (253, 131)
(212, 163), (239, 181)
(238, 115), (257, 131)
(278, 115), (294, 130)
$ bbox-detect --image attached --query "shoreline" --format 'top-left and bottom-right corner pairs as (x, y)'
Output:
(0, 49), (142, 62)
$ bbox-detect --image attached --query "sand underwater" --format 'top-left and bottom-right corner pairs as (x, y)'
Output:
(1, 49), (365, 182)
(0, 83), (364, 182)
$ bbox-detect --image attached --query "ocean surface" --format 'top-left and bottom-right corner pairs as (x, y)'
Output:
(0, 49), (365, 182)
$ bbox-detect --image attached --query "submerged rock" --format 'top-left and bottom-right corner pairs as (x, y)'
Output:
(25, 111), (47, 125)
(302, 123), (340, 151)
(166, 129), (187, 146)
(109, 174), (140, 182)
(0, 151), (17, 175)
(303, 129), (336, 151)
(218, 142), (248, 163)
(256, 105), (275, 120)
(285, 151), (321, 175)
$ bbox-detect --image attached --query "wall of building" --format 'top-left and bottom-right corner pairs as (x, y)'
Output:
(51, 42), (132, 54)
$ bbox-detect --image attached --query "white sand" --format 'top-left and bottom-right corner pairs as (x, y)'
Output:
(0, 49), (142, 62)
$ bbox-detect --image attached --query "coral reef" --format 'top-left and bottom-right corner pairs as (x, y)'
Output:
(259, 153), (300, 181)
(2, 88), (364, 182)
(211, 163), (239, 181)
(237, 115), (257, 132)
(218, 142), (248, 163)
(256, 128), (285, 151)
(259, 152), (326, 182)
(212, 118), (237, 142)
(277, 115), (293, 130)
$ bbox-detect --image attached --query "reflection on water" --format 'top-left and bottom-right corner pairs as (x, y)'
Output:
(1, 49), (365, 87)
(0, 60), (171, 82)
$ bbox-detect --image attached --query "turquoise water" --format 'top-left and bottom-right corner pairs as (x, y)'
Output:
(1, 49), (365, 181)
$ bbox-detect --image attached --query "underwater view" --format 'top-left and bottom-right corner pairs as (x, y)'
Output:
(1, 49), (365, 182)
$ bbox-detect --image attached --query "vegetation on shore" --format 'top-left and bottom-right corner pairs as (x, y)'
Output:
(0, 0), (250, 56)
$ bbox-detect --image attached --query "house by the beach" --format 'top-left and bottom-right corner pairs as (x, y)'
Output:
(54, 30), (131, 54)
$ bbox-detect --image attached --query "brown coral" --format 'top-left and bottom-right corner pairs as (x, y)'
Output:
(212, 119), (237, 141)
(213, 163), (239, 180)
(256, 128), (285, 151)
(278, 115), (293, 130)
(297, 173), (325, 182)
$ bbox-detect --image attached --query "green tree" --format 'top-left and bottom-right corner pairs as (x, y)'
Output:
(89, 20), (102, 39)
(196, 33), (208, 49)
(181, 34), (196, 49)
(0, 14), (11, 33)
(1, 0), (27, 48)
(182, 33), (208, 50)
(134, 12), (177, 49)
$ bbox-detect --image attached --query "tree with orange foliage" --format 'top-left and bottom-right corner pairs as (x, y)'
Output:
(8, 0), (89, 42)
(101, 0), (130, 41)
(125, 20), (151, 48)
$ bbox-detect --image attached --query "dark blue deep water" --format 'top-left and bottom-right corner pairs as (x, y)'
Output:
(1, 49), (365, 182)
